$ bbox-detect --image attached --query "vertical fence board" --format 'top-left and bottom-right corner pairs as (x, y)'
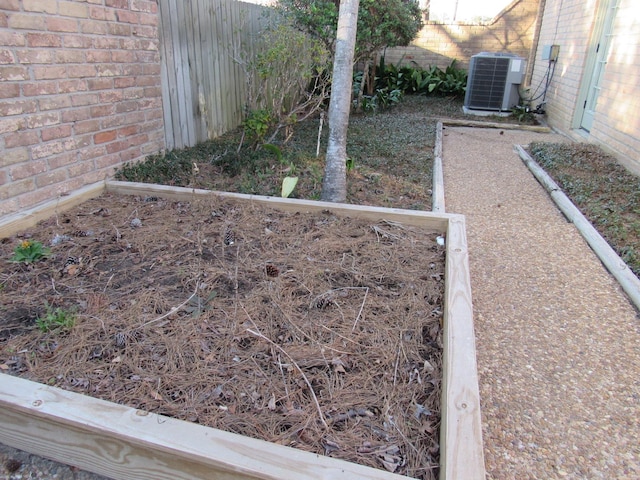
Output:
(180, 0), (197, 146)
(229, 2), (245, 129)
(186, 0), (204, 142)
(217, 1), (233, 136)
(195, 0), (211, 139)
(203, 0), (220, 138)
(158, 0), (266, 148)
(158, 0), (177, 149)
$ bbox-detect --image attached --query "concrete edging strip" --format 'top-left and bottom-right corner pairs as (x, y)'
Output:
(432, 121), (445, 213)
(516, 144), (640, 311)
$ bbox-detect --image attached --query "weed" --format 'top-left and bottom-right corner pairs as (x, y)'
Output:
(346, 157), (355, 172)
(511, 104), (535, 123)
(36, 303), (76, 333)
(185, 291), (217, 318)
(262, 143), (284, 164)
(10, 240), (51, 264)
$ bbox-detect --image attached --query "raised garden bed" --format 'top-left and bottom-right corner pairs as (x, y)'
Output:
(0, 181), (483, 480)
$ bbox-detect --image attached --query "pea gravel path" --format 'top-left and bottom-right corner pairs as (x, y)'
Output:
(0, 442), (112, 479)
(442, 126), (640, 480)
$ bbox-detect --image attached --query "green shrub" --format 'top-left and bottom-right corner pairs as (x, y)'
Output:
(362, 57), (468, 99)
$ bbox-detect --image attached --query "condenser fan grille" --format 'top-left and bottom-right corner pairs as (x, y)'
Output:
(464, 53), (525, 112)
(466, 58), (510, 109)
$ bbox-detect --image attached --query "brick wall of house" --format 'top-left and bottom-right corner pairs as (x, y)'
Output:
(529, 0), (593, 131)
(0, 0), (165, 217)
(383, 0), (541, 69)
(587, 0), (640, 172)
(531, 0), (640, 173)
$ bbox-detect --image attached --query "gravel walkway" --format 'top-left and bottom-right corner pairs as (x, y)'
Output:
(0, 442), (111, 480)
(442, 126), (640, 480)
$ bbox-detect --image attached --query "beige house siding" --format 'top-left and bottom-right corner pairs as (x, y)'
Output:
(0, 0), (165, 217)
(384, 0), (541, 69)
(531, 0), (640, 172)
(589, 0), (640, 169)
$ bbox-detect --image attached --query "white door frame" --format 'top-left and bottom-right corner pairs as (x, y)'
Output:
(573, 0), (619, 132)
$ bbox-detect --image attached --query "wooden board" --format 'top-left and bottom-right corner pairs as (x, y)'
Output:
(0, 181), (105, 239)
(440, 215), (485, 480)
(0, 181), (484, 480)
(442, 118), (551, 133)
(0, 374), (410, 480)
(105, 180), (453, 231)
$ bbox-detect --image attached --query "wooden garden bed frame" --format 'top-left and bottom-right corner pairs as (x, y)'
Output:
(0, 180), (484, 480)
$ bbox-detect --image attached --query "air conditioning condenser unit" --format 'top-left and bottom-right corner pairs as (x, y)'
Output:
(464, 53), (526, 112)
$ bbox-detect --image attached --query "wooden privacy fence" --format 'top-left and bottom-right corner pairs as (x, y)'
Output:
(158, 0), (268, 149)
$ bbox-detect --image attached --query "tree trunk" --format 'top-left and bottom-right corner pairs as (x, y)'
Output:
(321, 0), (360, 203)
(368, 52), (378, 96)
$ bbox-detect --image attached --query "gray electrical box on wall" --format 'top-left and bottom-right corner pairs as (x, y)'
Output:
(542, 45), (560, 61)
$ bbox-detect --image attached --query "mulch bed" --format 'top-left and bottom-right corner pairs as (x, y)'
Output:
(0, 192), (445, 479)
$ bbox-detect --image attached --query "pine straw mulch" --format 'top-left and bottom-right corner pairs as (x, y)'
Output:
(0, 192), (445, 479)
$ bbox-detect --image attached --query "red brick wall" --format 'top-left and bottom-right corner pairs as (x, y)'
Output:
(0, 0), (165, 216)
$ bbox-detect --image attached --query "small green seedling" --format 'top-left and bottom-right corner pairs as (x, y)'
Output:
(10, 240), (51, 264)
(36, 304), (76, 333)
(346, 157), (355, 172)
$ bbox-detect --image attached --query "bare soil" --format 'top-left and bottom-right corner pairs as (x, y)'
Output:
(0, 192), (445, 479)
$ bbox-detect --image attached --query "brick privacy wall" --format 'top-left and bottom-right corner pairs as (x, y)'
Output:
(531, 0), (640, 173)
(0, 0), (165, 217)
(383, 0), (541, 69)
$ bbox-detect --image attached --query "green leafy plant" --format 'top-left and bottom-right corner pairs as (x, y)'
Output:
(511, 104), (535, 123)
(278, 0), (423, 64)
(369, 58), (467, 98)
(236, 16), (331, 145)
(10, 240), (51, 264)
(36, 303), (76, 333)
(243, 109), (274, 146)
(356, 85), (403, 113)
(376, 88), (403, 109)
(438, 60), (468, 96)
